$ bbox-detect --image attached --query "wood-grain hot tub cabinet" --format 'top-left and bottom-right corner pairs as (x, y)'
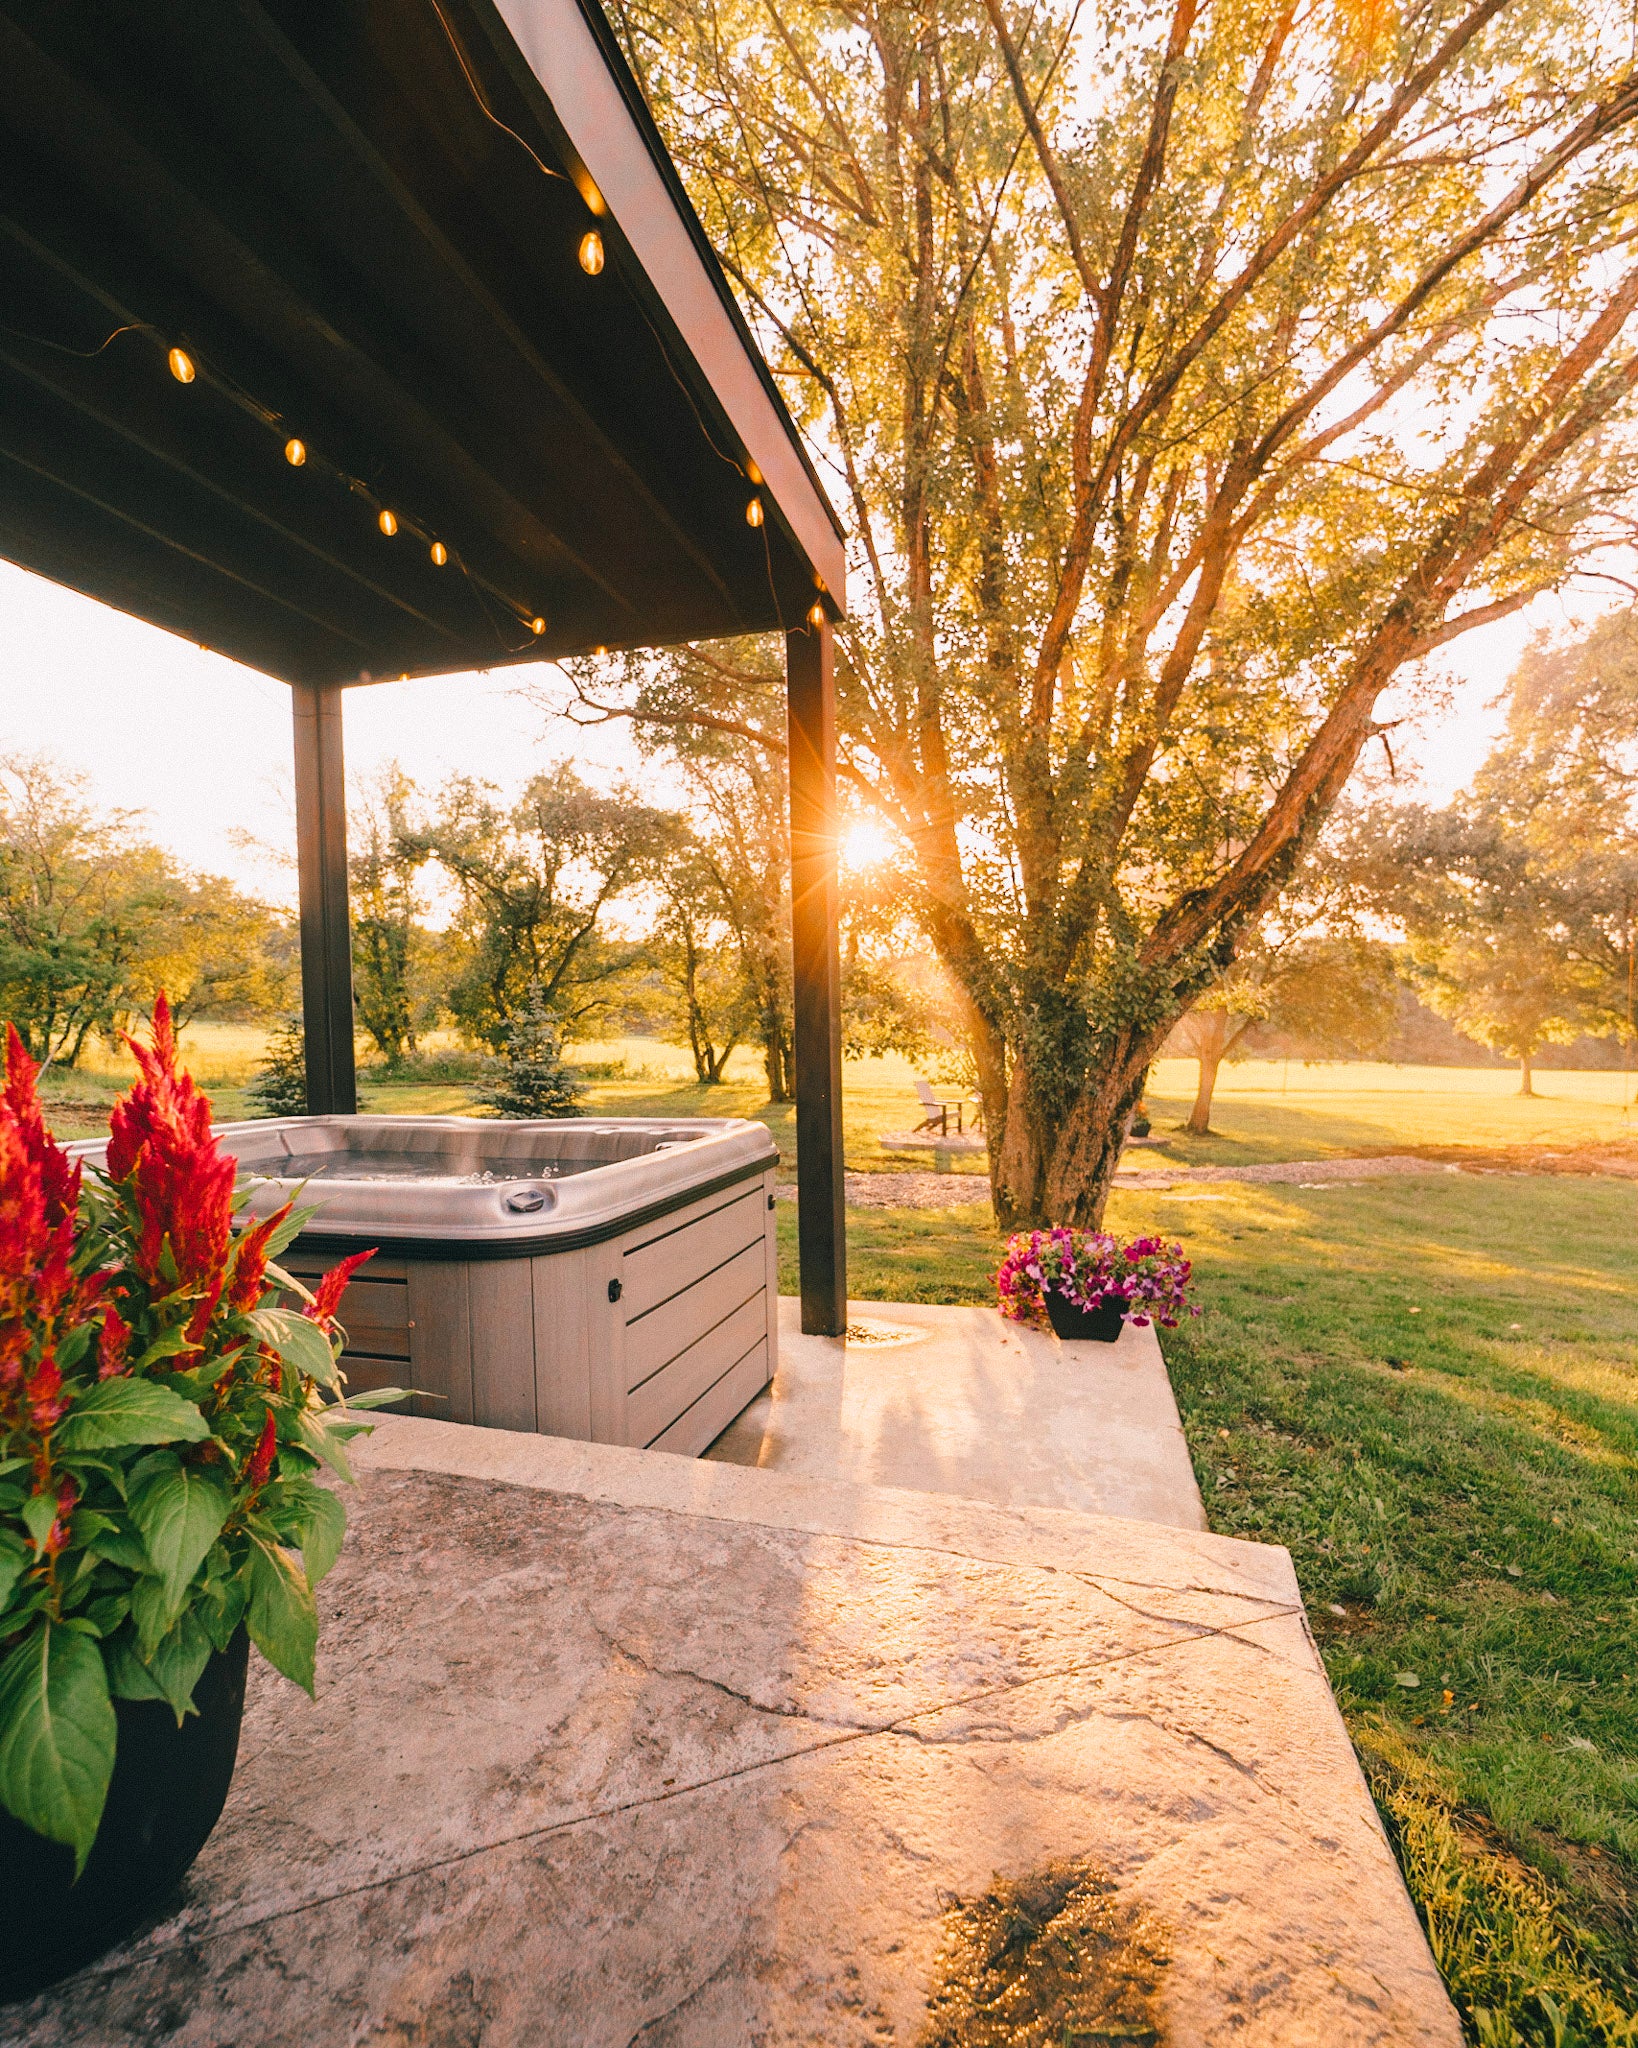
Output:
(78, 1117), (782, 1459)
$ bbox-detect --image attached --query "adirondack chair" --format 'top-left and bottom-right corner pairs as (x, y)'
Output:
(914, 1077), (968, 1134)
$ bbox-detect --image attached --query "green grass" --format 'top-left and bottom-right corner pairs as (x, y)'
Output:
(781, 1177), (1638, 2043)
(1137, 1058), (1638, 1170)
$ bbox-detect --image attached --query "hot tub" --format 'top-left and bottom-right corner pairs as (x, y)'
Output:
(84, 1115), (781, 1458)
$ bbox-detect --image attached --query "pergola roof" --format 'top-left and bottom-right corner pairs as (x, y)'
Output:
(0, 0), (845, 686)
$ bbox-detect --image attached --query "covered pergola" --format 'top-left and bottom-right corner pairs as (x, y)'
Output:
(0, 0), (847, 1332)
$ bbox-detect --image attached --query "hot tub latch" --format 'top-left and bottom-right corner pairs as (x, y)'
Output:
(607, 1277), (623, 1303)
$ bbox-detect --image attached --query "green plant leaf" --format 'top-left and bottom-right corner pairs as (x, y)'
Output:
(195, 1552), (249, 1653)
(55, 1378), (210, 1452)
(133, 1325), (196, 1372)
(249, 1307), (340, 1390)
(264, 1477), (347, 1585)
(293, 1409), (355, 1483)
(0, 1529), (30, 1612)
(116, 1612), (213, 1723)
(20, 1491), (58, 1555)
(341, 1388), (410, 1410)
(126, 1456), (233, 1627)
(0, 1618), (116, 1871)
(105, 1630), (167, 1704)
(263, 1205), (318, 1262)
(245, 1532), (317, 1694)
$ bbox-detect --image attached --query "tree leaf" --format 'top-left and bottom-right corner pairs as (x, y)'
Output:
(0, 1618), (117, 1870)
(249, 1307), (339, 1390)
(245, 1532), (316, 1694)
(55, 1378), (209, 1452)
(126, 1455), (233, 1627)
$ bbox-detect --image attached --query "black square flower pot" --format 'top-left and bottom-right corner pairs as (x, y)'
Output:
(1045, 1294), (1125, 1343)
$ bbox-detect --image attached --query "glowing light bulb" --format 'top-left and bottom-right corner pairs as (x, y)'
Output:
(808, 601), (825, 627)
(430, 540), (448, 566)
(284, 437), (306, 466)
(530, 616), (546, 636)
(378, 509), (398, 537)
(592, 644), (607, 656)
(745, 459), (763, 486)
(578, 231), (605, 276)
(745, 496), (764, 528)
(167, 347), (196, 384)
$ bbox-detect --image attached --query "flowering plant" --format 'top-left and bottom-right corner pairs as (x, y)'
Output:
(0, 1000), (392, 1867)
(996, 1228), (1197, 1330)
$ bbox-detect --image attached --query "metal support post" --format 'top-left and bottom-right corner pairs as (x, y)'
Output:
(291, 682), (357, 1115)
(785, 619), (846, 1335)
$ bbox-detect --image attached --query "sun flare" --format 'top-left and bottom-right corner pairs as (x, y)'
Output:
(839, 818), (896, 873)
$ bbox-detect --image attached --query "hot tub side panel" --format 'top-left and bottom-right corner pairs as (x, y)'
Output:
(285, 1168), (778, 1453)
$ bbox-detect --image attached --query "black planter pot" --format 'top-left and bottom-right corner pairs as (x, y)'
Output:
(0, 1627), (249, 2002)
(1045, 1293), (1126, 1344)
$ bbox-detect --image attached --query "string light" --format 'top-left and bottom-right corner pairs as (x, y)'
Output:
(807, 601), (825, 627)
(167, 347), (196, 384)
(745, 460), (763, 486)
(592, 644), (607, 656)
(530, 616), (546, 636)
(430, 540), (448, 566)
(284, 437), (306, 466)
(745, 496), (764, 528)
(578, 231), (605, 276)
(378, 509), (398, 537)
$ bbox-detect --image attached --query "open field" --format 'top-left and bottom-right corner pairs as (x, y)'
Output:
(780, 1176), (1638, 2041)
(39, 1035), (1638, 1175)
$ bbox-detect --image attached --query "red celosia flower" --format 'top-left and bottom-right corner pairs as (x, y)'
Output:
(0, 1034), (80, 1334)
(97, 1303), (131, 1380)
(25, 1354), (65, 1432)
(2, 1027), (80, 1236)
(43, 1477), (77, 1558)
(227, 1204), (291, 1313)
(244, 1409), (277, 1490)
(305, 1249), (375, 1329)
(105, 995), (236, 1302)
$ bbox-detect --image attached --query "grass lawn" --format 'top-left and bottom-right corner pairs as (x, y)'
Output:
(782, 1175), (1638, 2044)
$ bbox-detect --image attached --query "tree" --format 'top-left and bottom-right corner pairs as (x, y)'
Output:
(1171, 934), (1400, 1131)
(350, 767), (428, 1068)
(1377, 616), (1638, 1090)
(399, 765), (679, 1053)
(611, 0), (1638, 1226)
(547, 647), (798, 1096)
(473, 985), (585, 1118)
(652, 844), (754, 1083)
(0, 755), (287, 1065)
(247, 1015), (308, 1118)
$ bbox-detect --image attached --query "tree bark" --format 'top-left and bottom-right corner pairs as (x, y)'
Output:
(1188, 1044), (1222, 1133)
(1519, 1052), (1535, 1097)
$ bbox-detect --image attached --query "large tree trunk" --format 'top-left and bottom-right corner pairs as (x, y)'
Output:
(1188, 1044), (1223, 1133)
(992, 1021), (1166, 1231)
(1519, 1052), (1535, 1097)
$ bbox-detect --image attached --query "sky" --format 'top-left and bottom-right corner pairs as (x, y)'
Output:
(0, 556), (1611, 903)
(0, 561), (651, 908)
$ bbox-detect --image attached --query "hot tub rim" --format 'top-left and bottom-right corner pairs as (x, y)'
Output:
(258, 1149), (780, 1262)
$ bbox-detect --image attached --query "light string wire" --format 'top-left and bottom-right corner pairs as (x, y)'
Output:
(422, 0), (819, 632)
(2, 307), (546, 656)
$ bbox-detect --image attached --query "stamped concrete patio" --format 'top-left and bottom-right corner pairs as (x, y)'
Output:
(9, 1347), (1461, 2046)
